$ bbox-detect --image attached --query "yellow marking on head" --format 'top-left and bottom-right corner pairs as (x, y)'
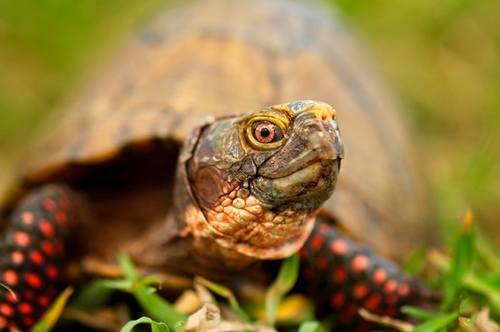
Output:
(270, 103), (296, 118)
(239, 109), (290, 151)
(308, 104), (337, 121)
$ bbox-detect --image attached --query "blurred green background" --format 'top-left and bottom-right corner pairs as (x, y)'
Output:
(0, 0), (498, 242)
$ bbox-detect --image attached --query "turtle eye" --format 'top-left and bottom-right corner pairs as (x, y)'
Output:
(244, 115), (288, 150)
(253, 121), (284, 144)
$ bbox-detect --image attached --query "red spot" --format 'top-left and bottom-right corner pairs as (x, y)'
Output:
(339, 304), (358, 324)
(39, 219), (55, 237)
(5, 291), (17, 303)
(25, 272), (42, 288)
(8, 323), (18, 330)
(24, 290), (35, 300)
(330, 292), (345, 309)
(59, 197), (71, 210)
(39, 295), (50, 307)
(310, 235), (324, 251)
(21, 212), (34, 225)
(0, 304), (14, 317)
(18, 303), (33, 315)
(43, 199), (56, 212)
(384, 280), (398, 293)
(41, 241), (56, 256)
(319, 223), (330, 234)
(3, 270), (18, 286)
(316, 256), (329, 269)
(0, 316), (6, 327)
(330, 239), (347, 255)
(353, 282), (369, 299)
(332, 266), (347, 283)
(364, 293), (382, 310)
(14, 232), (30, 247)
(11, 251), (24, 265)
(398, 283), (410, 297)
(373, 268), (387, 285)
(46, 265), (59, 280)
(21, 317), (35, 328)
(386, 294), (398, 305)
(30, 251), (45, 266)
(351, 255), (369, 273)
(55, 211), (67, 225)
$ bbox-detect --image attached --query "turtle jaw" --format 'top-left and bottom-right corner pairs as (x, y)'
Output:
(250, 158), (340, 213)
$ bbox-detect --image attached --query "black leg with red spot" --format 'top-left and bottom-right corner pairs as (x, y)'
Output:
(299, 220), (427, 329)
(0, 186), (77, 331)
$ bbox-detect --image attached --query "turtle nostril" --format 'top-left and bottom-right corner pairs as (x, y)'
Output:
(308, 107), (335, 122)
(317, 111), (331, 122)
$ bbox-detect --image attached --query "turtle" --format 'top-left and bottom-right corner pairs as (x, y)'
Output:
(0, 0), (434, 330)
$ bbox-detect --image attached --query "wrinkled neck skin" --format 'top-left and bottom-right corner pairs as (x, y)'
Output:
(170, 101), (343, 272)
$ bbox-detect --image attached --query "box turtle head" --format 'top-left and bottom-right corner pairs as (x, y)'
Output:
(176, 100), (343, 260)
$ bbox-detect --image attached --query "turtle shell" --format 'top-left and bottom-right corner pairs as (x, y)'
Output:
(1, 0), (433, 262)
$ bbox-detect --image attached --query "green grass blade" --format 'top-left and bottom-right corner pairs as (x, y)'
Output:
(441, 211), (475, 311)
(31, 288), (74, 332)
(120, 316), (169, 332)
(412, 312), (458, 332)
(152, 325), (170, 332)
(100, 279), (134, 291)
(132, 282), (186, 329)
(298, 320), (320, 332)
(401, 306), (438, 321)
(69, 279), (115, 309)
(106, 253), (186, 329)
(475, 231), (500, 270)
(118, 252), (140, 281)
(265, 253), (299, 325)
(463, 274), (500, 317)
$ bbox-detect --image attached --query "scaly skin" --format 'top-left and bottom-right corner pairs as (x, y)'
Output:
(300, 220), (423, 327)
(0, 186), (77, 331)
(187, 185), (316, 260)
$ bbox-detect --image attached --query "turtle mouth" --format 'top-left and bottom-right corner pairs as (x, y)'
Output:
(270, 158), (339, 181)
(257, 143), (341, 180)
(262, 160), (335, 193)
(250, 158), (340, 211)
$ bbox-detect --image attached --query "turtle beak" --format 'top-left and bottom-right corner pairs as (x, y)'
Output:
(257, 103), (343, 179)
(299, 102), (343, 162)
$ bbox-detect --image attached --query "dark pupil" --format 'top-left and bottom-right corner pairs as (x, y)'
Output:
(260, 128), (271, 137)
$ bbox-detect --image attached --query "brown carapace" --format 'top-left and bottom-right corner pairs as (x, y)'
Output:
(0, 0), (434, 331)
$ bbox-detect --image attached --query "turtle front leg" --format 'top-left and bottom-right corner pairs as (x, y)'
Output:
(299, 219), (427, 328)
(0, 185), (80, 331)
